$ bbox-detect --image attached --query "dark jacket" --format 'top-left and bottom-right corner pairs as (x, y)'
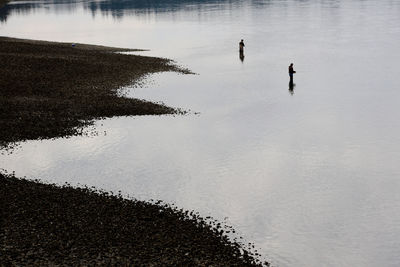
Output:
(288, 65), (295, 74)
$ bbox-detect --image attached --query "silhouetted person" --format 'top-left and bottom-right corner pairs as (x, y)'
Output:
(288, 63), (296, 84)
(239, 39), (245, 53)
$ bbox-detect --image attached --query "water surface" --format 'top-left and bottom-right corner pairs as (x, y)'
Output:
(1, 0), (400, 266)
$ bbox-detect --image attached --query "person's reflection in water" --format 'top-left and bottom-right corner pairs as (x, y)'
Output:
(288, 82), (295, 95)
(239, 51), (244, 62)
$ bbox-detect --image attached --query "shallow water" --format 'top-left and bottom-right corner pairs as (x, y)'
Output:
(1, 0), (400, 266)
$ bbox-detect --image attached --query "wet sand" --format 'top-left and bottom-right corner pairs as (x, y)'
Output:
(0, 37), (268, 266)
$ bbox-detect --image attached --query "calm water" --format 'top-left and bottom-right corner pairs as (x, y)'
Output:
(1, 0), (400, 266)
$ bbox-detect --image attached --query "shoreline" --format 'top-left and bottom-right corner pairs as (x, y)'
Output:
(0, 172), (267, 266)
(0, 36), (190, 149)
(0, 37), (269, 265)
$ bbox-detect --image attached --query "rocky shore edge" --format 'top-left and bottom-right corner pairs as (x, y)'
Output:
(0, 36), (191, 149)
(0, 172), (268, 266)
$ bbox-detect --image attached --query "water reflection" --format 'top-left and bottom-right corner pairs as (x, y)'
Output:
(288, 82), (295, 95)
(1, 0), (248, 22)
(0, 0), (332, 22)
(239, 51), (244, 62)
(0, 2), (39, 22)
(2, 0), (400, 266)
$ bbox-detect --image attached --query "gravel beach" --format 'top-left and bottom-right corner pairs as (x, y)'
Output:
(0, 37), (190, 148)
(0, 172), (267, 266)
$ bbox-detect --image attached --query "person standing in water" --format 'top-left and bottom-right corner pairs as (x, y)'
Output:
(288, 63), (296, 84)
(239, 39), (245, 62)
(239, 39), (245, 53)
